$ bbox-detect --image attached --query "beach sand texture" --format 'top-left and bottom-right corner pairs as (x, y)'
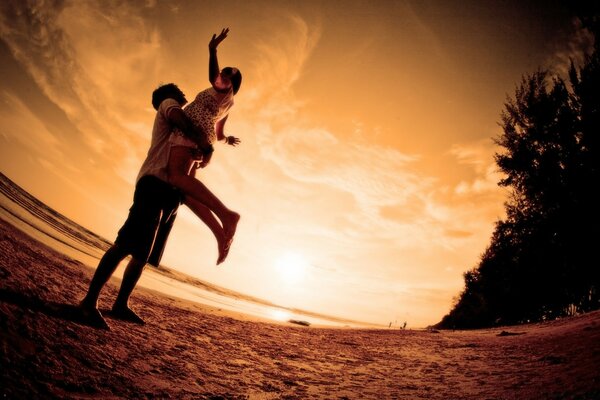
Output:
(1, 217), (600, 399)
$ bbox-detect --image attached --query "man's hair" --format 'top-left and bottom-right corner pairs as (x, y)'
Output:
(152, 83), (186, 110)
(222, 67), (242, 95)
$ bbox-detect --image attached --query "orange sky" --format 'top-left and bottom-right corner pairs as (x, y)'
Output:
(0, 1), (589, 327)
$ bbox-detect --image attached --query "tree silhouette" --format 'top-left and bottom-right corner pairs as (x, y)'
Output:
(437, 21), (599, 329)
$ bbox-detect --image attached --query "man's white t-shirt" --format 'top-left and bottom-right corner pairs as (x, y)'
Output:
(136, 98), (181, 183)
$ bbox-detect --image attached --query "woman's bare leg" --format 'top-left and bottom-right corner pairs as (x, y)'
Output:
(184, 196), (231, 264)
(168, 146), (240, 261)
(168, 147), (239, 228)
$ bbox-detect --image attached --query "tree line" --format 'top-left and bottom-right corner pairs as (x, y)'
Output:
(437, 19), (599, 329)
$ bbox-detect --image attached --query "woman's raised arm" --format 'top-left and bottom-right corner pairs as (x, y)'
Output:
(208, 28), (229, 84)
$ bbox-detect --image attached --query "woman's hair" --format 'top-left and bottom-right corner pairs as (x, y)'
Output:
(152, 83), (186, 110)
(222, 67), (242, 95)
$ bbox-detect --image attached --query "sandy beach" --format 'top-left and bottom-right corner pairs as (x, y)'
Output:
(1, 217), (600, 399)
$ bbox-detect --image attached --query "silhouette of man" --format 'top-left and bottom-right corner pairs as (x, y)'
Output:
(78, 83), (211, 329)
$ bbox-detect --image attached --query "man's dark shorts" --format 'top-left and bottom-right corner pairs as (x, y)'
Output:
(115, 175), (181, 266)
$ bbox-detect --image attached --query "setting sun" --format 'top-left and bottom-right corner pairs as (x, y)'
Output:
(269, 309), (291, 322)
(275, 252), (309, 284)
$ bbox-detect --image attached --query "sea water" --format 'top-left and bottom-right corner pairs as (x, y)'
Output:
(0, 173), (377, 328)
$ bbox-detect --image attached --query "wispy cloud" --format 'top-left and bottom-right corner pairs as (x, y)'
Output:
(0, 91), (64, 161)
(252, 108), (503, 260)
(245, 14), (321, 118)
(0, 1), (165, 182)
(545, 17), (595, 78)
(449, 139), (503, 196)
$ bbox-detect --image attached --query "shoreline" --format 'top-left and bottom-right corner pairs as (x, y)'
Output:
(0, 174), (383, 329)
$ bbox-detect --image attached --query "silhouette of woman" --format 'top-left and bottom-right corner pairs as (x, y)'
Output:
(166, 28), (243, 265)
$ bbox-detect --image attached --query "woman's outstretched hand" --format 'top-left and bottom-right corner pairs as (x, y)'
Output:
(209, 28), (229, 50)
(225, 136), (241, 146)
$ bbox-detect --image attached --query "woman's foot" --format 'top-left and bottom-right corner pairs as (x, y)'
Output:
(216, 228), (233, 265)
(217, 243), (230, 265)
(223, 212), (240, 246)
(108, 305), (145, 325)
(217, 212), (239, 265)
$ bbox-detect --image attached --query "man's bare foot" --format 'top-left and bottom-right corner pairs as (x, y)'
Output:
(77, 304), (110, 330)
(108, 306), (145, 325)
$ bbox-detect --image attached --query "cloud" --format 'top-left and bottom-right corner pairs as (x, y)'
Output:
(449, 139), (503, 196)
(241, 21), (429, 224)
(245, 14), (321, 119)
(0, 1), (164, 182)
(0, 2), (75, 100)
(253, 121), (503, 254)
(0, 90), (65, 162)
(259, 125), (424, 207)
(253, 122), (446, 252)
(545, 17), (595, 78)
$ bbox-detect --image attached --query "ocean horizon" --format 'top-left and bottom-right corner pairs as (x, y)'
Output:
(0, 172), (379, 328)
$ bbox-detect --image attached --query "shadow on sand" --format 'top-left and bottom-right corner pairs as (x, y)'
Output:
(0, 287), (107, 330)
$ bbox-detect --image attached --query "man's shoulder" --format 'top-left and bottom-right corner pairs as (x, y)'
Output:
(156, 98), (183, 124)
(159, 98), (181, 113)
(158, 98), (181, 110)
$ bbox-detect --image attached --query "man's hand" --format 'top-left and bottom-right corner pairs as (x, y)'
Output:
(209, 28), (229, 50)
(198, 151), (213, 168)
(168, 107), (207, 147)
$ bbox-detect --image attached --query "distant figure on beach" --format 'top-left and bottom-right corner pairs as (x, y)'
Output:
(78, 29), (243, 329)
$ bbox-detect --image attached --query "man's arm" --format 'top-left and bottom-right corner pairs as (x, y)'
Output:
(167, 107), (213, 155)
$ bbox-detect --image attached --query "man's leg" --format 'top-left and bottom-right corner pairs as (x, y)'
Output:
(79, 245), (128, 329)
(105, 176), (181, 324)
(147, 208), (177, 267)
(110, 257), (147, 325)
(81, 245), (127, 309)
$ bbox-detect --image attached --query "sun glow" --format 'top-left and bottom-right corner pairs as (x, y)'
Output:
(275, 251), (308, 284)
(269, 309), (291, 321)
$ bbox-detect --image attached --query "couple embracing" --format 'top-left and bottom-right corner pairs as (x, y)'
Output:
(79, 29), (242, 329)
